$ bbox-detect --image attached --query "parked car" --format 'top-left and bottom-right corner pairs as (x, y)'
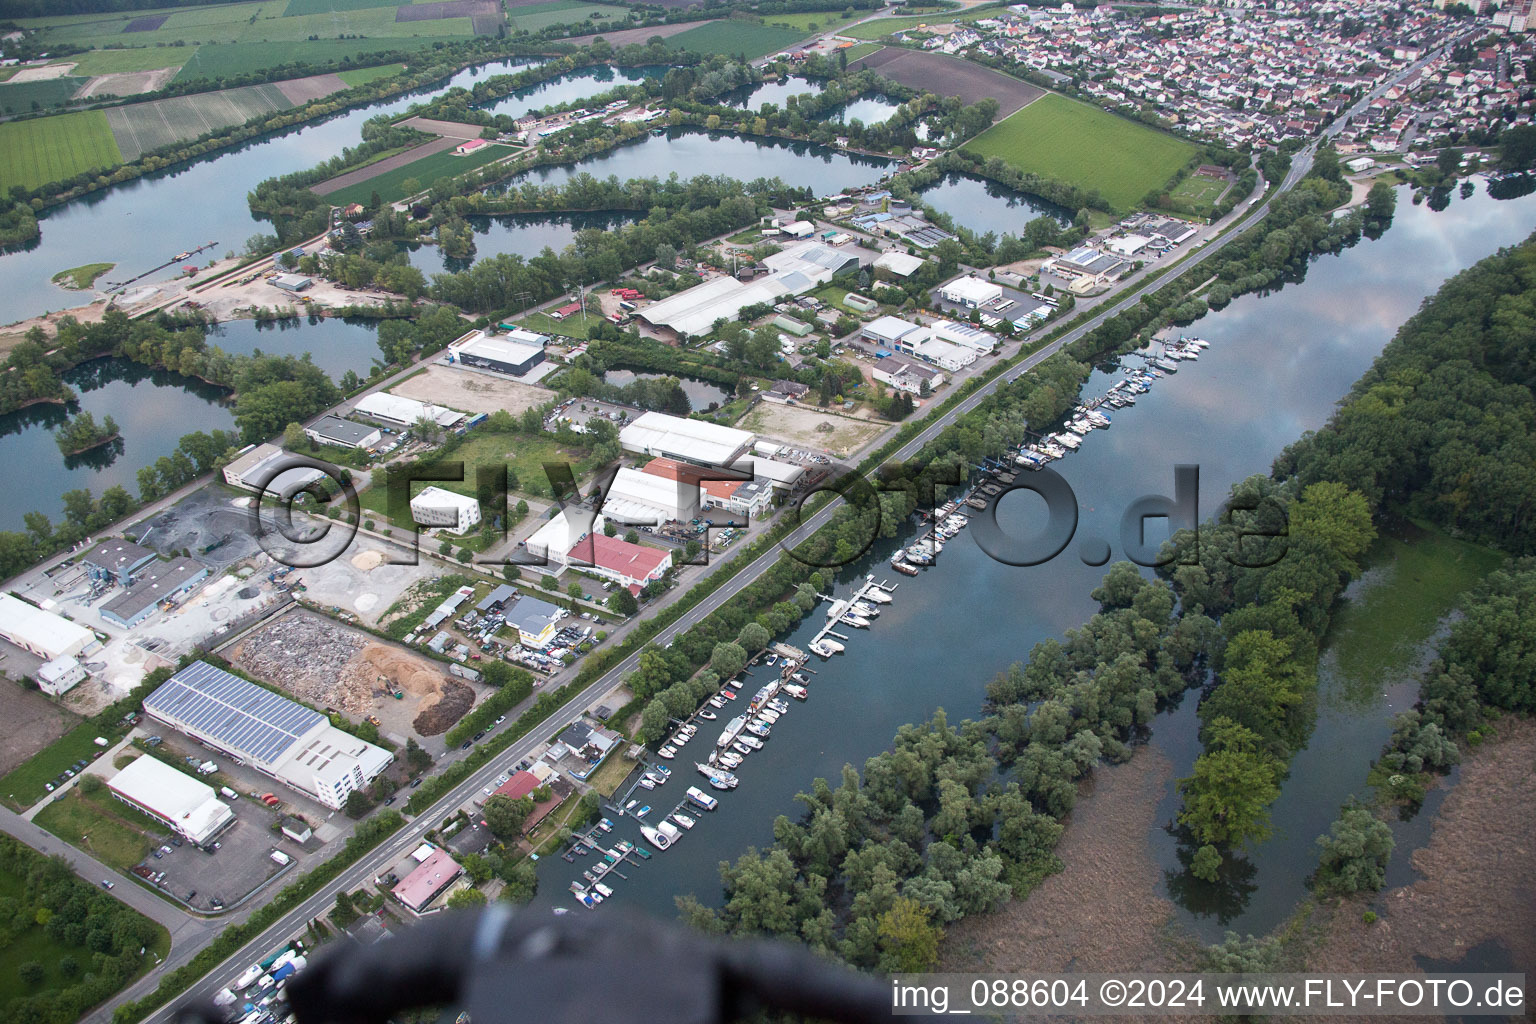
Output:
(100, 879), (113, 890)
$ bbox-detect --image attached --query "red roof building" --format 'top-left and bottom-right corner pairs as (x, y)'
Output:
(639, 457), (719, 488)
(550, 301), (583, 320)
(566, 533), (672, 595)
(455, 138), (489, 155)
(391, 848), (462, 914)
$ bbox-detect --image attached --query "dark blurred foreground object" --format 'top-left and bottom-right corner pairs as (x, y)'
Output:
(217, 905), (899, 1024)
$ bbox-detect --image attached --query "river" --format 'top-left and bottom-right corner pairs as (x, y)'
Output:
(525, 183), (1536, 930)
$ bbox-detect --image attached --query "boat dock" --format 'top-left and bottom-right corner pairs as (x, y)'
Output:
(809, 575), (897, 657)
(105, 240), (220, 290)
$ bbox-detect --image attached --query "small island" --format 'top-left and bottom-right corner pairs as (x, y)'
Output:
(51, 262), (115, 290)
(54, 410), (121, 455)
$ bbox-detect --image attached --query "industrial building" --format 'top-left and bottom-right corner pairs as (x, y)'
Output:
(938, 276), (1004, 308)
(449, 329), (547, 377)
(567, 533), (672, 595)
(222, 444), (328, 495)
(37, 655), (86, 696)
(523, 509), (605, 568)
(637, 241), (866, 338)
(100, 557), (210, 628)
(861, 314), (928, 350)
(907, 336), (977, 373)
(393, 846), (462, 914)
(272, 274), (314, 293)
(619, 412), (753, 468)
(107, 755), (236, 847)
(599, 467), (700, 525)
(304, 416), (382, 450)
(502, 596), (562, 648)
(352, 393), (465, 430)
(409, 486), (481, 535)
(874, 251), (926, 278)
(702, 476), (774, 519)
(83, 539), (157, 584)
(929, 319), (998, 353)
(143, 662), (393, 811)
(1051, 247), (1130, 282)
(0, 593), (95, 661)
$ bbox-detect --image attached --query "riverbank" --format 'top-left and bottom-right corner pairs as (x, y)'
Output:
(1301, 716), (1536, 978)
(940, 740), (1199, 974)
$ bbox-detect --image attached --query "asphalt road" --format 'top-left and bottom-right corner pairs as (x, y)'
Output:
(90, 41), (1449, 1023)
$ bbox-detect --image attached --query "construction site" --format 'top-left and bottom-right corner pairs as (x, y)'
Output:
(228, 609), (480, 750)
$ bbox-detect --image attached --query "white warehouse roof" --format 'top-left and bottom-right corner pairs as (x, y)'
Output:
(410, 486), (478, 514)
(108, 755), (234, 846)
(524, 508), (606, 566)
(620, 412), (753, 468)
(641, 242), (864, 338)
(354, 392), (464, 428)
(940, 276), (1003, 304)
(874, 251), (926, 277)
(0, 593), (94, 661)
(601, 467), (698, 524)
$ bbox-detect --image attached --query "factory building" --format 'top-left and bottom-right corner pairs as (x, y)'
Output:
(142, 662), (392, 811)
(304, 416), (382, 450)
(352, 393), (465, 430)
(523, 509), (606, 569)
(222, 444), (328, 495)
(100, 557), (210, 628)
(565, 533), (672, 596)
(599, 467), (700, 525)
(107, 756), (236, 847)
(83, 539), (157, 585)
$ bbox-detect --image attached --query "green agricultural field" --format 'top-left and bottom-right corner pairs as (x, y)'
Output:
(962, 93), (1196, 212)
(327, 142), (512, 206)
(840, 7), (991, 40)
(765, 10), (860, 31)
(336, 62), (405, 87)
(0, 111), (121, 192)
(53, 49), (187, 75)
(1164, 172), (1228, 217)
(284, 0), (401, 14)
(249, 7), (470, 41)
(0, 78), (88, 114)
(174, 36), (465, 81)
(840, 42), (882, 61)
(506, 2), (632, 33)
(666, 21), (810, 59)
(105, 82), (294, 161)
(16, 2), (276, 50)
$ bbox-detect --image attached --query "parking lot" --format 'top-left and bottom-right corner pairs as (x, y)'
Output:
(128, 796), (305, 914)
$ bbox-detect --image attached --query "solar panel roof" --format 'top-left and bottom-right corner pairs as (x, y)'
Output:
(144, 661), (325, 766)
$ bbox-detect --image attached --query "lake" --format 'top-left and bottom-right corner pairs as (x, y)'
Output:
(918, 171), (1071, 236)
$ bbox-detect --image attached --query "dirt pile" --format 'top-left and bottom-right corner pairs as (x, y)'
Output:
(231, 612), (370, 712)
(413, 678), (474, 736)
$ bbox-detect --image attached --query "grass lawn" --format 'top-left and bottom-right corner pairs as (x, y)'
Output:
(33, 787), (158, 873)
(840, 7), (991, 39)
(1165, 172), (1227, 217)
(55, 49), (188, 75)
(336, 62), (404, 87)
(359, 432), (596, 520)
(726, 228), (763, 244)
(52, 262), (115, 290)
(0, 721), (121, 812)
(582, 750), (637, 798)
(326, 142), (512, 206)
(517, 310), (598, 341)
(1322, 522), (1504, 704)
(962, 93), (1196, 212)
(666, 21), (810, 59)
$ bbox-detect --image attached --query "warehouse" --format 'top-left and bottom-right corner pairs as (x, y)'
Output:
(502, 596), (562, 648)
(702, 476), (774, 519)
(938, 276), (1004, 308)
(449, 330), (547, 377)
(393, 846), (462, 914)
(353, 393), (464, 430)
(909, 336), (978, 373)
(523, 509), (605, 568)
(83, 539), (156, 584)
(108, 755), (235, 847)
(619, 411), (753, 468)
(222, 444), (327, 494)
(861, 314), (928, 349)
(929, 319), (998, 353)
(1051, 247), (1130, 282)
(566, 533), (672, 595)
(874, 251), (926, 279)
(100, 557), (210, 628)
(143, 662), (393, 810)
(1106, 234), (1151, 257)
(409, 486), (481, 535)
(730, 455), (804, 493)
(0, 594), (94, 661)
(600, 467), (700, 525)
(304, 416), (382, 450)
(272, 274), (313, 293)
(639, 242), (864, 339)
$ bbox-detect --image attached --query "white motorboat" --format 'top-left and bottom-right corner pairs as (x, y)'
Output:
(840, 613), (871, 628)
(736, 734), (763, 750)
(783, 683), (808, 699)
(1052, 432), (1081, 450)
(809, 639), (842, 658)
(697, 763), (739, 787)
(670, 812), (696, 830)
(745, 721), (771, 738)
(862, 586), (891, 604)
(594, 882), (614, 898)
(640, 825), (671, 850)
(731, 740), (754, 755)
(696, 709), (717, 720)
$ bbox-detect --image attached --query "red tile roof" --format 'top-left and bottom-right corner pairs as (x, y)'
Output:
(566, 533), (670, 583)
